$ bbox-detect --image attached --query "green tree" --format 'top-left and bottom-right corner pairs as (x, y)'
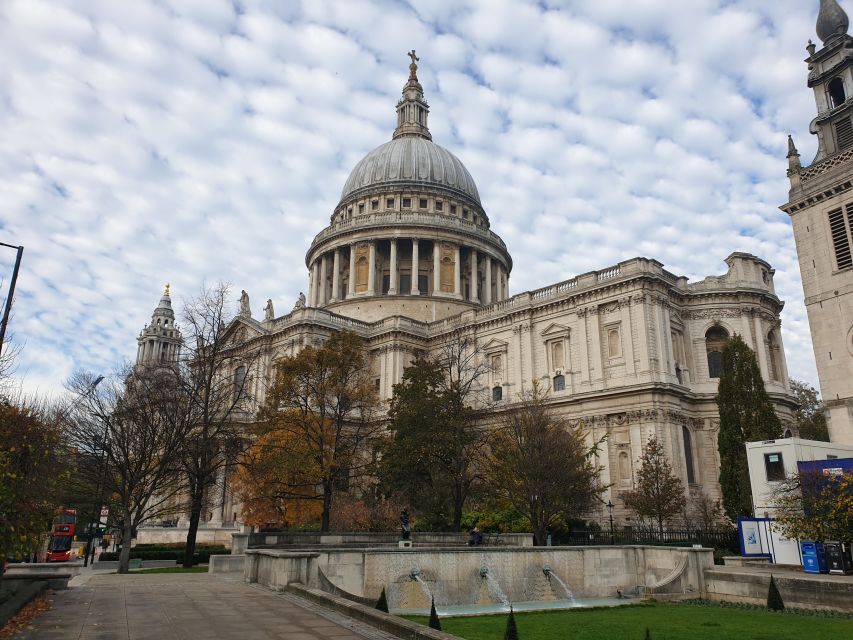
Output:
(428, 598), (442, 630)
(767, 575), (785, 611)
(716, 334), (782, 521)
(381, 331), (490, 531)
(790, 379), (829, 442)
(0, 399), (67, 572)
(487, 381), (603, 545)
(622, 437), (685, 535)
(257, 331), (382, 532)
(772, 471), (853, 542)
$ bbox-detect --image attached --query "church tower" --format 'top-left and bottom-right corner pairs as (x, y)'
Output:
(783, 0), (853, 443)
(136, 284), (182, 367)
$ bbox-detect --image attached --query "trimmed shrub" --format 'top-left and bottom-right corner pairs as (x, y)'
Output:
(767, 575), (785, 611)
(504, 606), (519, 640)
(645, 628), (652, 639)
(428, 598), (442, 631)
(97, 545), (227, 564)
(375, 588), (389, 613)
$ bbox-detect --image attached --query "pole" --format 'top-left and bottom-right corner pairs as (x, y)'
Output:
(607, 500), (614, 545)
(0, 243), (24, 357)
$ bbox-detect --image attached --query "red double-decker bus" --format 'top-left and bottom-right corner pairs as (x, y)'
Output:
(46, 507), (76, 562)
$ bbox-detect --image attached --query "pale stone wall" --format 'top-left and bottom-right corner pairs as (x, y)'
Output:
(243, 546), (714, 604)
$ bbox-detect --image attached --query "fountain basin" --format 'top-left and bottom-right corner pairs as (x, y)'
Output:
(395, 596), (637, 617)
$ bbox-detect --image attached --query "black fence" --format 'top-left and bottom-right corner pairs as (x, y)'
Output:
(557, 528), (738, 551)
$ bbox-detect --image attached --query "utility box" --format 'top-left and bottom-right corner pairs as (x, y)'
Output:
(800, 541), (827, 574)
(824, 541), (853, 575)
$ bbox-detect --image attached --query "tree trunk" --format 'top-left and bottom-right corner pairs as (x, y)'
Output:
(321, 483), (332, 533)
(183, 485), (204, 568)
(118, 520), (133, 574)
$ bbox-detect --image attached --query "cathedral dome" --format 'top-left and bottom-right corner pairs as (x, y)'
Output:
(339, 136), (481, 205)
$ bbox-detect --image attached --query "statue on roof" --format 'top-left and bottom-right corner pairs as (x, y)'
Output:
(239, 290), (251, 317)
(264, 298), (274, 321)
(294, 292), (306, 310)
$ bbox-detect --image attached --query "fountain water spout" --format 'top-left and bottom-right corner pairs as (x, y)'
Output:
(479, 565), (489, 578)
(410, 568), (421, 580)
(543, 565), (552, 577)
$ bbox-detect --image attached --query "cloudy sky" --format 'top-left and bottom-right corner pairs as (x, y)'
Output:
(0, 0), (832, 396)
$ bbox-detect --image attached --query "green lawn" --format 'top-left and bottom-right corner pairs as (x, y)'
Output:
(407, 602), (852, 640)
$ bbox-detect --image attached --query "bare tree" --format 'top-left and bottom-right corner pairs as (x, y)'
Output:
(67, 368), (189, 573)
(487, 381), (604, 545)
(176, 282), (263, 566)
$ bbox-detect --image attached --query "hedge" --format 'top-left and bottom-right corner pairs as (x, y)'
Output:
(99, 545), (227, 564)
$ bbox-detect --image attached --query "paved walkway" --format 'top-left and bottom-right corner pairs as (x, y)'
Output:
(12, 573), (401, 640)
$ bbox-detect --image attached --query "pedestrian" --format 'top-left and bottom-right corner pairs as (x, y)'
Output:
(468, 526), (483, 546)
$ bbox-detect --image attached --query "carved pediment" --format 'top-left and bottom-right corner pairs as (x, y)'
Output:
(481, 337), (509, 353)
(541, 322), (570, 338)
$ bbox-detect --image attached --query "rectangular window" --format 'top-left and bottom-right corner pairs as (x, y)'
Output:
(418, 274), (428, 294)
(386, 198), (395, 209)
(399, 274), (411, 293)
(829, 206), (853, 270)
(371, 200), (379, 211)
(402, 197), (412, 208)
(419, 198), (428, 209)
(435, 201), (443, 211)
(450, 205), (457, 215)
(358, 203), (364, 214)
(764, 452), (785, 481)
(462, 209), (469, 219)
(381, 274), (390, 294)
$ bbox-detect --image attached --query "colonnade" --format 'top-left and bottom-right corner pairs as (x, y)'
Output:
(308, 238), (509, 306)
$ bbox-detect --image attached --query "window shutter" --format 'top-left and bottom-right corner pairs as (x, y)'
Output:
(835, 116), (853, 150)
(829, 207), (852, 269)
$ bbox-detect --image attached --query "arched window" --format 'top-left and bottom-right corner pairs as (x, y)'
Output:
(682, 426), (695, 484)
(608, 327), (622, 357)
(553, 374), (565, 392)
(829, 77), (846, 108)
(492, 386), (503, 401)
(551, 341), (565, 370)
(767, 330), (782, 382)
(705, 326), (729, 379)
(233, 365), (247, 402)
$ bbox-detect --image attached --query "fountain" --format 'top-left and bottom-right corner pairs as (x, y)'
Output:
(479, 564), (510, 606)
(410, 568), (434, 605)
(543, 566), (577, 604)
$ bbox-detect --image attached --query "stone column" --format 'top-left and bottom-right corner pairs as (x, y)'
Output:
(454, 244), (461, 297)
(330, 249), (341, 302)
(484, 257), (492, 304)
(752, 314), (770, 381)
(433, 241), (441, 295)
(367, 241), (376, 295)
(389, 239), (398, 295)
(470, 248), (479, 303)
(319, 254), (328, 305)
(348, 245), (356, 298)
(495, 262), (503, 302)
(411, 239), (420, 295)
(310, 261), (319, 306)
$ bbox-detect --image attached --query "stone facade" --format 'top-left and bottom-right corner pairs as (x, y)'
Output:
(782, 0), (853, 444)
(139, 55), (798, 534)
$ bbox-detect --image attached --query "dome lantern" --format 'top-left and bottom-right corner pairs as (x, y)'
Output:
(393, 50), (432, 141)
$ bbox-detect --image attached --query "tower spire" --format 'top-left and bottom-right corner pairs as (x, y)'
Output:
(817, 0), (849, 44)
(393, 50), (432, 141)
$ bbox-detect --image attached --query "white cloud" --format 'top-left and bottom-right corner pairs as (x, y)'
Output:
(0, 0), (827, 396)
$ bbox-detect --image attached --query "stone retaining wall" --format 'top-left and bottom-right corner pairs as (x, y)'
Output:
(244, 545), (712, 607)
(705, 569), (853, 612)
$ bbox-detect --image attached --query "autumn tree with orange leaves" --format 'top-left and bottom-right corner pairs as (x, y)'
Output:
(236, 331), (382, 531)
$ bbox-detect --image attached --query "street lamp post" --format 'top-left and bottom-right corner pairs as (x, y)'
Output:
(607, 500), (615, 545)
(0, 242), (24, 357)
